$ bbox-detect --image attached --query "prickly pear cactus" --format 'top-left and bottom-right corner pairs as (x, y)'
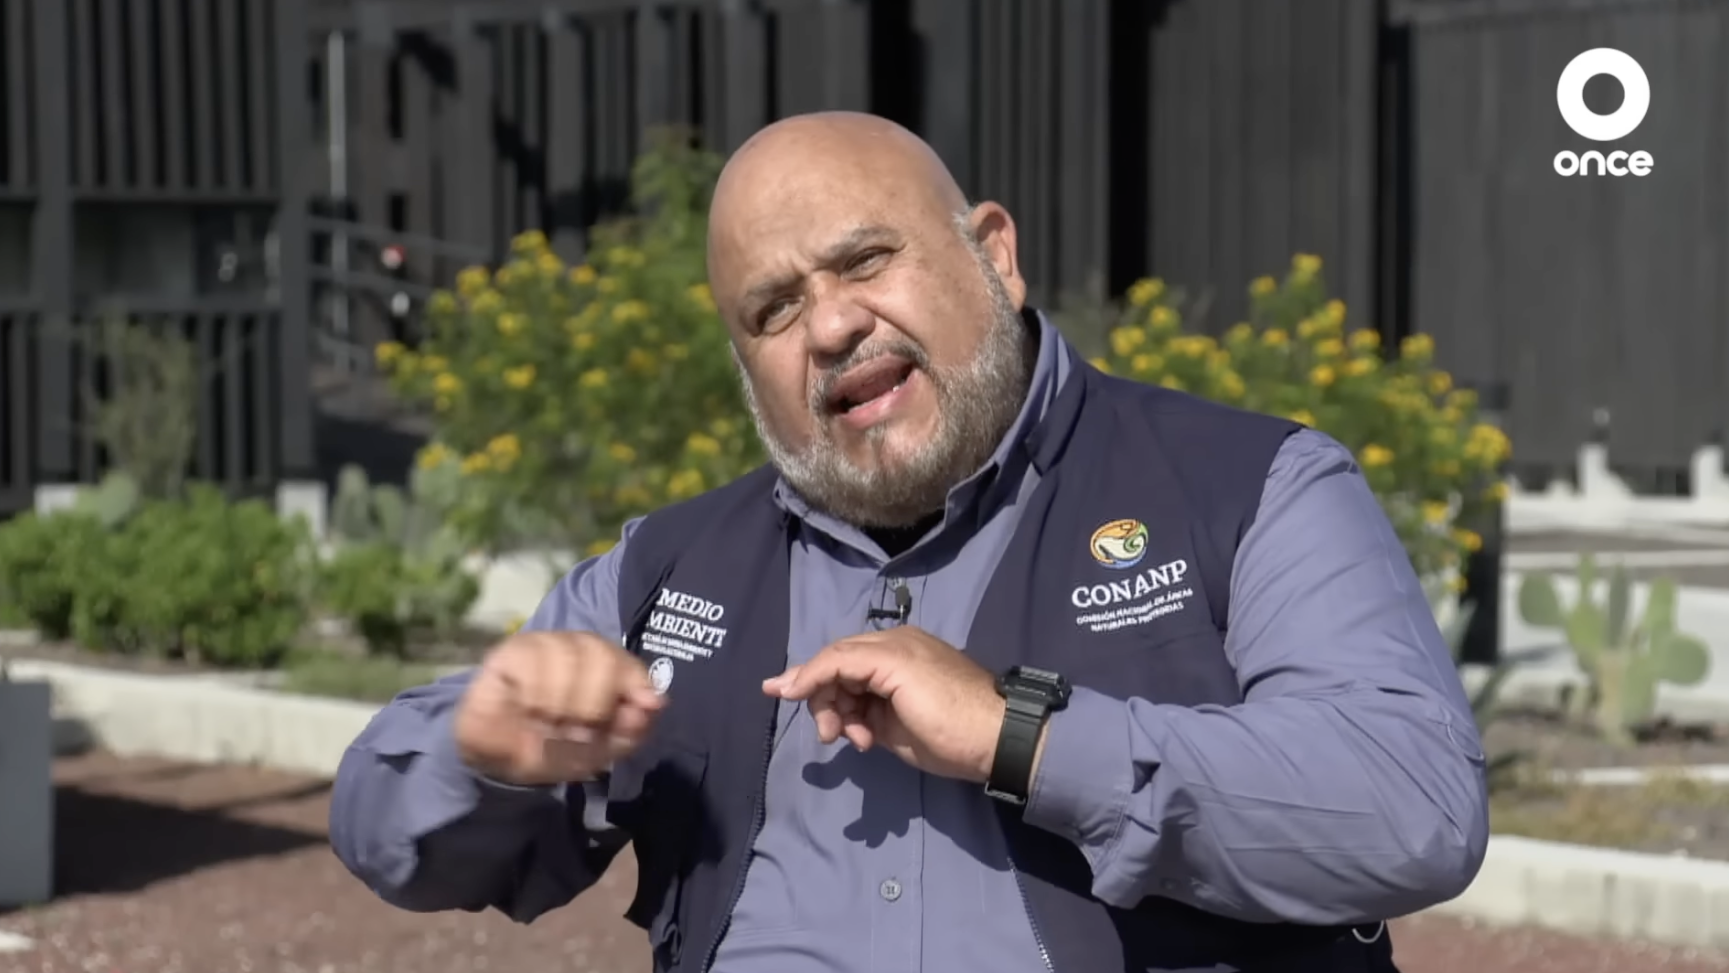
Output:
(1518, 554), (1712, 744)
(318, 461), (478, 652)
(330, 465), (378, 544)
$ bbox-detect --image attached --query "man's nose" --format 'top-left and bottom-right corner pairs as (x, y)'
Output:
(802, 284), (875, 360)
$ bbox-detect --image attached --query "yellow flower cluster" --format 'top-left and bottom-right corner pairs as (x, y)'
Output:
(375, 224), (763, 554)
(1098, 253), (1512, 584)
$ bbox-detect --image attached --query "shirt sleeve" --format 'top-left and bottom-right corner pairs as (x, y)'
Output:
(1021, 429), (1491, 925)
(327, 518), (645, 920)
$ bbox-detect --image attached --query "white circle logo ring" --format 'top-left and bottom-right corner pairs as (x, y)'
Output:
(1557, 48), (1649, 142)
(648, 656), (674, 695)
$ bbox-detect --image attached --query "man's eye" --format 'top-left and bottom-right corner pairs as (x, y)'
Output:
(848, 250), (891, 274)
(757, 299), (795, 331)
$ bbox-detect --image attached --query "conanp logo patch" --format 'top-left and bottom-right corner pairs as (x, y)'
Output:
(1089, 518), (1149, 569)
(1074, 517), (1193, 633)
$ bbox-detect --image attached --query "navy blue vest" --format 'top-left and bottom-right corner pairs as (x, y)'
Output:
(606, 361), (1400, 973)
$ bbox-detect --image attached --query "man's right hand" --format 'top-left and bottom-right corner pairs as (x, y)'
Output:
(453, 631), (667, 786)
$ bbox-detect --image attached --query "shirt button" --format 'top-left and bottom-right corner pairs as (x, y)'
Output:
(879, 878), (903, 902)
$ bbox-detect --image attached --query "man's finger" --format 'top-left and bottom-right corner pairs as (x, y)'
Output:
(770, 646), (895, 701)
(808, 682), (844, 743)
(841, 696), (877, 751)
(842, 721), (874, 752)
(609, 700), (657, 746)
(761, 663), (804, 696)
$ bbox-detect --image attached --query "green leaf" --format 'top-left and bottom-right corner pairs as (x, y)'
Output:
(1654, 633), (1711, 686)
(1563, 600), (1606, 662)
(1606, 563), (1631, 647)
(1517, 573), (1564, 627)
(1642, 576), (1679, 637)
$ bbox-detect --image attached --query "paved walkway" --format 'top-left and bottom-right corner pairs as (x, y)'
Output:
(1, 753), (1724, 973)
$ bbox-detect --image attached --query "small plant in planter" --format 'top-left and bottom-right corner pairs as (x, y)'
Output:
(1518, 554), (1712, 746)
(322, 463), (481, 657)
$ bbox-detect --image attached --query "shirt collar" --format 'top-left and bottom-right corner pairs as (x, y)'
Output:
(772, 308), (1075, 550)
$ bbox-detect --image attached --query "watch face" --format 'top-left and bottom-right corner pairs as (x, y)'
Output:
(1001, 667), (1070, 707)
(1018, 666), (1063, 685)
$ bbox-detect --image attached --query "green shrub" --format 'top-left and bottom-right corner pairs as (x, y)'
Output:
(101, 487), (315, 667)
(320, 541), (479, 658)
(0, 511), (110, 640)
(0, 486), (316, 668)
(1095, 255), (1511, 587)
(279, 650), (439, 703)
(377, 128), (763, 560)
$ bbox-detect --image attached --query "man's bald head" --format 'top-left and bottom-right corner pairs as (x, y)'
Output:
(708, 112), (968, 266)
(706, 111), (1034, 529)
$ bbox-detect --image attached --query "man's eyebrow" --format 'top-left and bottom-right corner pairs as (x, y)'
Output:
(740, 223), (901, 309)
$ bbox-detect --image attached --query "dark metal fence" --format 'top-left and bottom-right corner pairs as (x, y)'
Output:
(0, 0), (1718, 514)
(0, 0), (313, 515)
(1388, 0), (1729, 489)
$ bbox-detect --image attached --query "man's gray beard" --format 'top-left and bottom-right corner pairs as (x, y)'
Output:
(734, 244), (1035, 529)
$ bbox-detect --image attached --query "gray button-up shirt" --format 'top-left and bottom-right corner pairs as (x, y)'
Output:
(330, 316), (1489, 972)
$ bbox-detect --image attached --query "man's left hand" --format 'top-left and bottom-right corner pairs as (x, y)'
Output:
(763, 628), (1007, 783)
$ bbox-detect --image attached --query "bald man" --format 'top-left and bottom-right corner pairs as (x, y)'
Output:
(330, 113), (1487, 973)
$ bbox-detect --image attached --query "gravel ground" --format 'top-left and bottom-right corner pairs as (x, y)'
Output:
(1484, 710), (1729, 770)
(3, 752), (1727, 973)
(1480, 712), (1729, 859)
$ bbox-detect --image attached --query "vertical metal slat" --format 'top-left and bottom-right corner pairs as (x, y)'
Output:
(249, 314), (275, 485)
(221, 314), (245, 489)
(72, 0), (101, 187)
(158, 0), (186, 189)
(245, 0), (273, 191)
(187, 0), (219, 188)
(215, 0), (246, 188)
(127, 0), (159, 188)
(3, 0), (32, 186)
(195, 312), (217, 478)
(545, 16), (589, 261)
(98, 0), (129, 187)
(718, 3), (765, 154)
(520, 21), (543, 231)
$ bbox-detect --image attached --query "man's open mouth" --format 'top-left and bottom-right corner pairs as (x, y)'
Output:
(825, 357), (916, 414)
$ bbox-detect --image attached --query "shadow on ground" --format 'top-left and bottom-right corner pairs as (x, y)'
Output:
(47, 778), (332, 898)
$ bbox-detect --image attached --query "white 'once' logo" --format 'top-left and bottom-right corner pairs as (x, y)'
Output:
(1553, 48), (1653, 177)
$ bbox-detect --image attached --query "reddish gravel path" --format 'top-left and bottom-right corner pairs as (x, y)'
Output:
(1, 752), (1723, 973)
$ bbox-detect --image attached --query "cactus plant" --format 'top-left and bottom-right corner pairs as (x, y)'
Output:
(1518, 554), (1712, 745)
(322, 463), (479, 655)
(330, 463), (464, 558)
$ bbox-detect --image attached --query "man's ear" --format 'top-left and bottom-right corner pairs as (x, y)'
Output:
(968, 202), (1026, 309)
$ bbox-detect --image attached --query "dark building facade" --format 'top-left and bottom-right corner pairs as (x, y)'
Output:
(0, 0), (1723, 516)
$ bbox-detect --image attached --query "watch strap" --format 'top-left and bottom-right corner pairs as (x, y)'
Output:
(984, 695), (1048, 806)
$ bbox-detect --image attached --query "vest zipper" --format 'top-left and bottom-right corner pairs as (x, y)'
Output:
(700, 716), (776, 972)
(1008, 860), (1056, 972)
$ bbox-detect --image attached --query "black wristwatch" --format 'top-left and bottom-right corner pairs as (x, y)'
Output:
(985, 665), (1071, 806)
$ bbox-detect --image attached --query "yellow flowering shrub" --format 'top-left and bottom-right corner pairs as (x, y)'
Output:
(1096, 253), (1511, 585)
(376, 130), (763, 558)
